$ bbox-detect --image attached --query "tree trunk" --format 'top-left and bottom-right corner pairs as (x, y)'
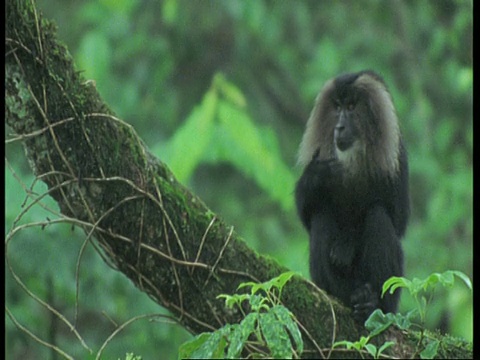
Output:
(5, 1), (471, 358)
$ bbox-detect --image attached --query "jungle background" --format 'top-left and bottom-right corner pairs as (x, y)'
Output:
(5, 0), (472, 359)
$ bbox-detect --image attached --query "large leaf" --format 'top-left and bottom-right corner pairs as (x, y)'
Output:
(216, 100), (295, 210)
(161, 90), (217, 182)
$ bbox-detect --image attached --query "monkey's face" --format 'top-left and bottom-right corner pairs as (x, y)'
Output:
(331, 90), (366, 165)
(298, 70), (400, 178)
(334, 104), (359, 152)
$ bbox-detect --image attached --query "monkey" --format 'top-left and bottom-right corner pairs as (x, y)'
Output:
(295, 70), (409, 323)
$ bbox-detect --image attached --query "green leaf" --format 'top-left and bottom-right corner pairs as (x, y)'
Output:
(382, 276), (411, 297)
(178, 327), (234, 359)
(215, 100), (296, 211)
(259, 311), (292, 359)
(178, 333), (211, 359)
(217, 293), (250, 309)
(450, 270), (472, 290)
(376, 341), (395, 358)
(193, 329), (228, 359)
(357, 336), (370, 348)
(226, 313), (257, 359)
(248, 294), (269, 312)
(237, 281), (263, 295)
(410, 277), (427, 295)
(333, 336), (372, 352)
(420, 339), (440, 359)
(271, 305), (303, 354)
(236, 272), (296, 301)
(393, 310), (414, 330)
(243, 271), (296, 296)
(163, 89), (217, 182)
(399, 271), (473, 299)
(269, 271), (296, 291)
(424, 272), (447, 288)
(214, 73), (247, 107)
(364, 343), (378, 358)
(365, 309), (395, 337)
(332, 340), (355, 349)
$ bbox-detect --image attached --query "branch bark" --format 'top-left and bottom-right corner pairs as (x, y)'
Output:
(5, 1), (471, 358)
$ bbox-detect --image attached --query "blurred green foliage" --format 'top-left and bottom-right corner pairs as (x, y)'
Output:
(6, 0), (472, 358)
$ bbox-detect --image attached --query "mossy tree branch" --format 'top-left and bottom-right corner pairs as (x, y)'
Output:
(5, 1), (471, 359)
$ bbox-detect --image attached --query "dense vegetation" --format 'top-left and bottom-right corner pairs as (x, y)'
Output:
(6, 1), (471, 358)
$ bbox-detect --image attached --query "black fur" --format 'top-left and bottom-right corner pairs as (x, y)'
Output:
(295, 71), (409, 323)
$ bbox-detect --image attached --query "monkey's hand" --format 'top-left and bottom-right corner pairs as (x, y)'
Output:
(350, 283), (379, 323)
(295, 158), (343, 230)
(303, 158), (343, 189)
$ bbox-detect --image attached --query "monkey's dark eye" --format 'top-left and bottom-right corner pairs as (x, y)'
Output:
(333, 100), (341, 112)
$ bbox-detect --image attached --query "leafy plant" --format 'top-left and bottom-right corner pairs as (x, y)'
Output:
(333, 335), (394, 359)
(178, 271), (303, 359)
(333, 270), (472, 359)
(156, 73), (296, 211)
(382, 270), (472, 359)
(122, 353), (142, 360)
(382, 270), (472, 326)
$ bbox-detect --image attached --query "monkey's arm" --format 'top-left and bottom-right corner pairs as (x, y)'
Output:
(351, 205), (403, 322)
(393, 140), (410, 238)
(294, 158), (341, 230)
